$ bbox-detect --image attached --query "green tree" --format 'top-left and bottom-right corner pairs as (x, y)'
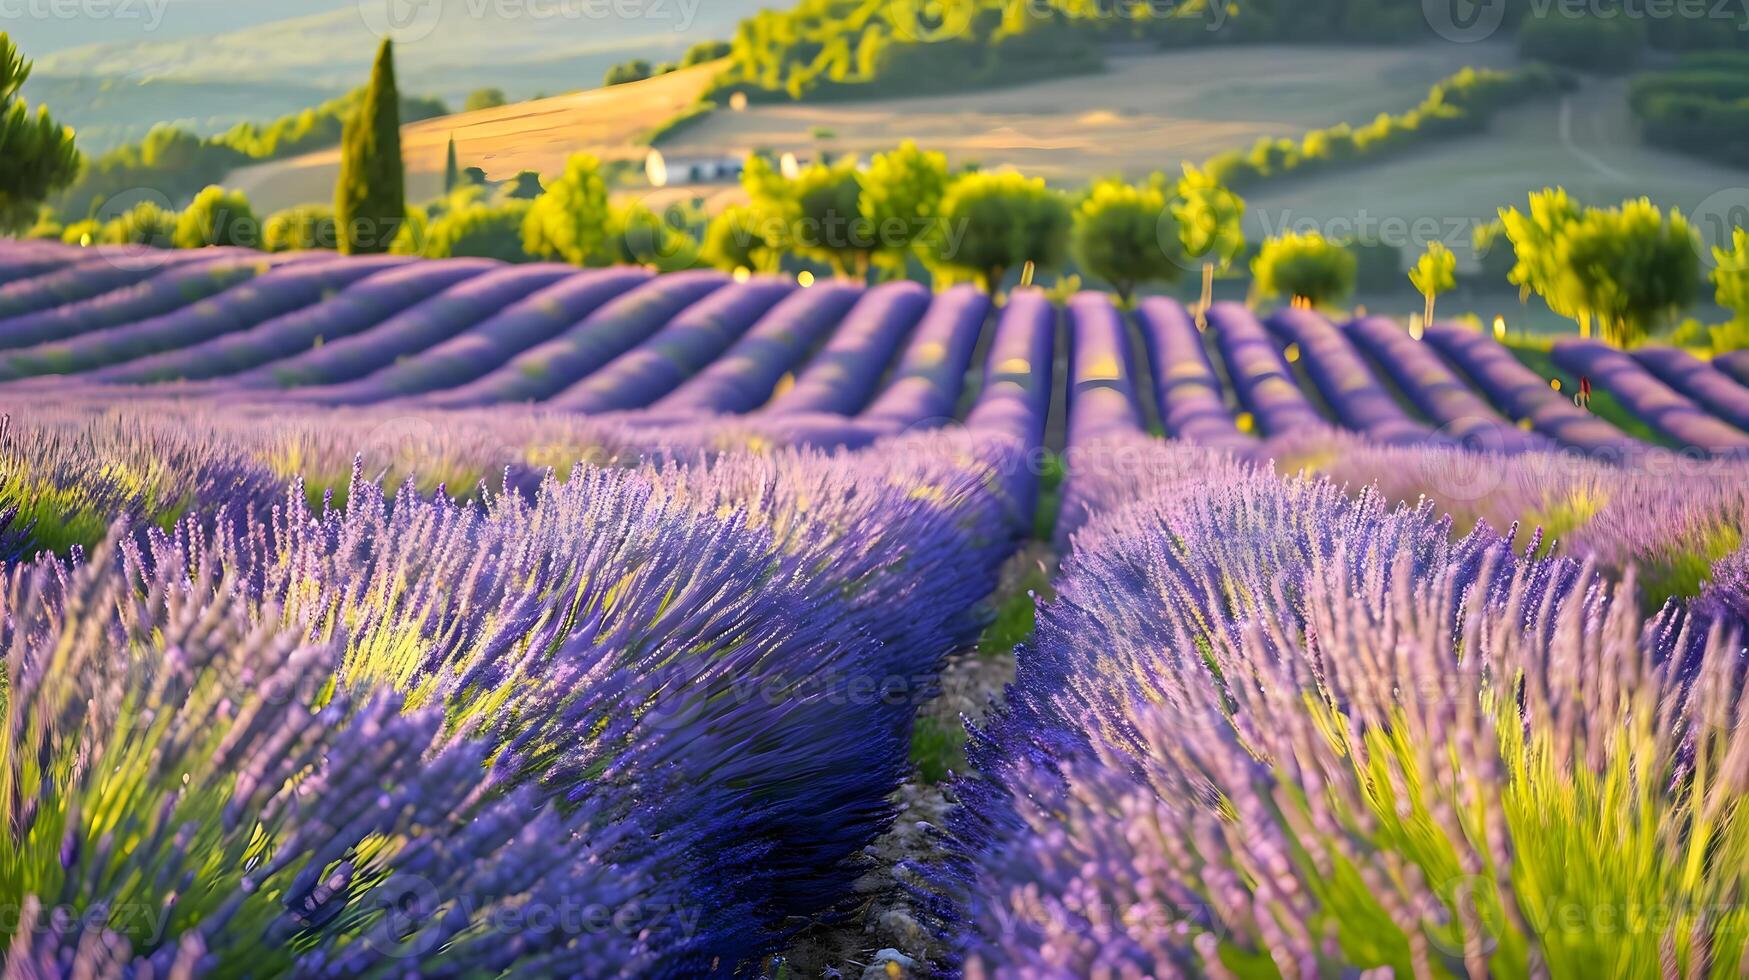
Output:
(101, 200), (178, 248)
(335, 39), (405, 255)
(173, 186), (258, 249)
(0, 34), (81, 232)
(1069, 178), (1180, 306)
(522, 153), (611, 266)
(858, 141), (949, 278)
(927, 171), (1070, 293)
(1171, 165), (1247, 321)
(700, 205), (774, 273)
(1714, 228), (1749, 332)
(464, 88), (508, 112)
(444, 135), (459, 193)
(1557, 199), (1699, 347)
(605, 60), (652, 86)
(604, 202), (699, 273)
(263, 205), (338, 252)
(1499, 188), (1584, 328)
(683, 40), (732, 66)
(1408, 240), (1457, 327)
(424, 198), (533, 262)
(1253, 230), (1357, 309)
(743, 155), (871, 278)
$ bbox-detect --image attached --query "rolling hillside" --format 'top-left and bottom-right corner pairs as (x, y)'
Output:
(228, 62), (725, 212)
(34, 0), (759, 104)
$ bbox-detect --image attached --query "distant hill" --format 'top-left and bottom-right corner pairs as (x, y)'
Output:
(34, 0), (761, 105)
(229, 61), (725, 212)
(22, 75), (340, 154)
(2, 0), (351, 55)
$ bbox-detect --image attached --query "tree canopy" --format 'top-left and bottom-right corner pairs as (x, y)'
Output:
(0, 34), (80, 232)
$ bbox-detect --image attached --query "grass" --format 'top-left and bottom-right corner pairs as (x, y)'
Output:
(1503, 339), (1675, 447)
(910, 715), (969, 785)
(1032, 451), (1065, 543)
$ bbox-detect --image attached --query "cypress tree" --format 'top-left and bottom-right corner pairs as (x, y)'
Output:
(444, 135), (459, 193)
(335, 39), (405, 255)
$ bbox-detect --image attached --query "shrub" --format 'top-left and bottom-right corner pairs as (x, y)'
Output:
(522, 153), (611, 266)
(601, 202), (700, 272)
(173, 185), (259, 249)
(682, 39), (732, 66)
(423, 198), (533, 261)
(700, 204), (772, 273)
(101, 199), (179, 248)
(952, 463), (1749, 978)
(1069, 178), (1180, 305)
(263, 205), (339, 252)
(1200, 65), (1562, 190)
(927, 170), (1070, 292)
(464, 86), (508, 111)
(1253, 229), (1356, 307)
(604, 59), (652, 86)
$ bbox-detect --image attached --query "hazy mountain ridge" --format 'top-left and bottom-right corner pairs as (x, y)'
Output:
(33, 0), (760, 98)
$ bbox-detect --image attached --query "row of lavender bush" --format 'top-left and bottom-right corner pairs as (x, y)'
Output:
(938, 435), (1749, 976)
(2, 407), (1040, 975)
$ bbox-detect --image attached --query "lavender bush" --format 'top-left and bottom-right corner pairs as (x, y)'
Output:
(1136, 297), (1256, 451)
(0, 253), (302, 352)
(1422, 325), (1639, 457)
(860, 284), (990, 429)
(545, 277), (794, 413)
(1552, 339), (1749, 457)
(295, 266), (651, 404)
(0, 256), (408, 381)
(765, 281), (931, 416)
(0, 249), (220, 320)
(239, 264), (575, 390)
(1267, 307), (1436, 445)
(1634, 346), (1749, 435)
(424, 270), (728, 408)
(950, 459), (1749, 978)
(1346, 316), (1549, 454)
(92, 259), (497, 385)
(1207, 302), (1329, 437)
(653, 281), (864, 416)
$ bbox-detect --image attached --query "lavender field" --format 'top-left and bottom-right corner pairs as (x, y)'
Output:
(3, 239), (1748, 978)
